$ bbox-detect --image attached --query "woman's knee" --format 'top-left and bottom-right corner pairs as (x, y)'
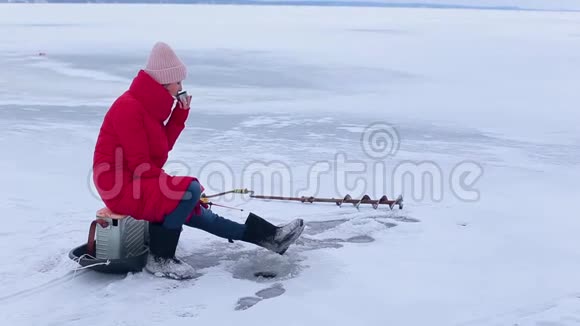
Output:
(184, 180), (202, 202)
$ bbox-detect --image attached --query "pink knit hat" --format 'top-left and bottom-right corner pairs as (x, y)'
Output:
(144, 42), (187, 85)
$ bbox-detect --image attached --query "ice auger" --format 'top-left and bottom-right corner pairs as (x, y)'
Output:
(201, 189), (403, 211)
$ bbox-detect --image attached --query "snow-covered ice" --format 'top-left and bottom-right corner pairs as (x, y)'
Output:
(0, 3), (579, 325)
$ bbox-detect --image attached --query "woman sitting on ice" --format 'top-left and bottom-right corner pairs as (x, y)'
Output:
(92, 42), (304, 280)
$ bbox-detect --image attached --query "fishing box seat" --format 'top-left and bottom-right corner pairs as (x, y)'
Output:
(68, 207), (149, 274)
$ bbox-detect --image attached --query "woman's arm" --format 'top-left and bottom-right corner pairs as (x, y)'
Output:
(112, 100), (165, 178)
(165, 106), (189, 151)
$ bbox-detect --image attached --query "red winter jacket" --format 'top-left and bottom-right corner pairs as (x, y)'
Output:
(92, 70), (202, 223)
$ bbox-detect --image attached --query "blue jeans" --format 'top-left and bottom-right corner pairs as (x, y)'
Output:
(162, 180), (246, 241)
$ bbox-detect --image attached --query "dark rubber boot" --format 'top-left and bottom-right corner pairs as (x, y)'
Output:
(241, 213), (305, 255)
(145, 223), (196, 280)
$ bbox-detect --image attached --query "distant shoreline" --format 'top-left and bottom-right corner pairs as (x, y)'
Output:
(1, 1), (579, 13)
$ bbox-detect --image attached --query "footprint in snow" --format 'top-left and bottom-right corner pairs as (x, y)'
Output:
(235, 283), (286, 311)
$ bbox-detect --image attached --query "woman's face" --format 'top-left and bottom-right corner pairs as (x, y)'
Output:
(164, 81), (182, 97)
